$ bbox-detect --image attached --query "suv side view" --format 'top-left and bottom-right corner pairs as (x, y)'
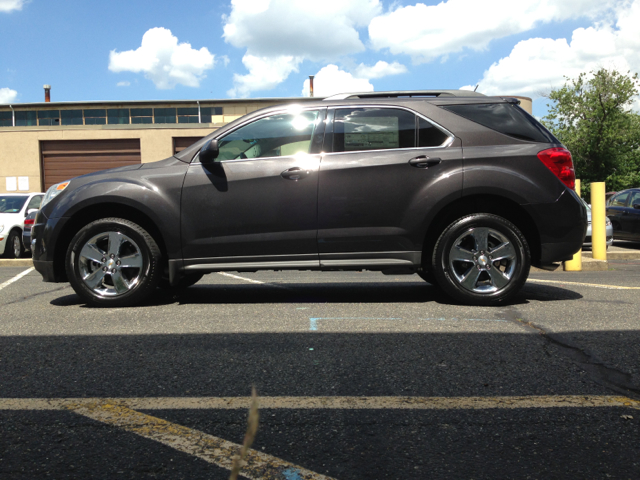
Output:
(31, 90), (587, 307)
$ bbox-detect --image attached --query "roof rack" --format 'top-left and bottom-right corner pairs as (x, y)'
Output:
(323, 90), (486, 100)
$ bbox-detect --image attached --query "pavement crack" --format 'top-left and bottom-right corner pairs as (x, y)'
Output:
(502, 307), (640, 400)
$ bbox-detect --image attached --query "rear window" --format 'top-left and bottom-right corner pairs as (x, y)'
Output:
(442, 103), (558, 143)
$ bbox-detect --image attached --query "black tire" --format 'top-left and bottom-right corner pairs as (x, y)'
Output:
(4, 230), (24, 259)
(417, 270), (437, 285)
(65, 218), (162, 307)
(158, 272), (204, 290)
(432, 214), (530, 306)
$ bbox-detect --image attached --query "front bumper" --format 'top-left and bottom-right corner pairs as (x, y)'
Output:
(31, 212), (69, 283)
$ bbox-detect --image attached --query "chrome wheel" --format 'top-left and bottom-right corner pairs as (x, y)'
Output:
(77, 231), (144, 297)
(448, 227), (517, 294)
(12, 235), (21, 258)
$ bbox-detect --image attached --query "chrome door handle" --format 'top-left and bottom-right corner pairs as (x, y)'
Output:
(409, 156), (441, 168)
(281, 167), (308, 180)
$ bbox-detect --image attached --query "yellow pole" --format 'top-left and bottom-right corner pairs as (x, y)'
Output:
(564, 179), (582, 271)
(591, 182), (607, 260)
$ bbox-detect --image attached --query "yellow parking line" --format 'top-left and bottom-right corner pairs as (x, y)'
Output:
(67, 400), (333, 480)
(1, 395), (638, 411)
(528, 278), (640, 290)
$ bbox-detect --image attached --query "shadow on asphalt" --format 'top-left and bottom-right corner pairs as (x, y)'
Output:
(49, 281), (583, 308)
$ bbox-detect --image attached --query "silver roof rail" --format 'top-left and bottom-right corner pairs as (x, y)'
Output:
(323, 90), (486, 101)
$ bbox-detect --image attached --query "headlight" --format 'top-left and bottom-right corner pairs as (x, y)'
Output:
(0, 225), (4, 233)
(606, 217), (612, 226)
(41, 180), (71, 208)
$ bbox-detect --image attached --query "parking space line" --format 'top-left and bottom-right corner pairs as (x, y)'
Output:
(528, 278), (640, 290)
(0, 267), (34, 292)
(67, 401), (333, 480)
(218, 272), (267, 285)
(2, 395), (638, 411)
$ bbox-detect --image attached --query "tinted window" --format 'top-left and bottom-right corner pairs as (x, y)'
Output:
(629, 192), (640, 207)
(154, 108), (176, 124)
(611, 192), (629, 207)
(27, 195), (43, 210)
(15, 111), (37, 126)
(334, 108), (415, 152)
(418, 117), (449, 147)
(61, 110), (83, 126)
(442, 103), (557, 143)
(217, 110), (322, 161)
(108, 109), (130, 125)
(0, 111), (11, 127)
(38, 110), (60, 126)
(0, 195), (28, 213)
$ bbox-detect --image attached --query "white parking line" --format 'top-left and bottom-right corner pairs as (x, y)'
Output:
(218, 272), (266, 285)
(0, 267), (34, 292)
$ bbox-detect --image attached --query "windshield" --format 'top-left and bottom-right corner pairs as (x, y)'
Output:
(0, 195), (28, 213)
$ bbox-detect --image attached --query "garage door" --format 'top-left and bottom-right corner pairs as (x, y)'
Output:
(173, 137), (204, 155)
(41, 139), (141, 190)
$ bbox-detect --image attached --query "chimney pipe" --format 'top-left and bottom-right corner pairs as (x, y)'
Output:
(309, 75), (314, 97)
(43, 84), (51, 102)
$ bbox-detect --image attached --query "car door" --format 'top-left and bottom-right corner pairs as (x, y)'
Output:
(607, 191), (632, 239)
(317, 106), (462, 268)
(181, 108), (325, 268)
(626, 191), (640, 238)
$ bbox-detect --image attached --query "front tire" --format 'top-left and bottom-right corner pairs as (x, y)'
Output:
(65, 218), (162, 307)
(4, 230), (25, 259)
(432, 214), (530, 306)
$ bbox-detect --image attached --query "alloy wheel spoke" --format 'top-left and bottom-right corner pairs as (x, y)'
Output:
(487, 267), (510, 289)
(107, 232), (124, 257)
(80, 243), (106, 264)
(490, 241), (516, 262)
(111, 271), (130, 294)
(450, 246), (476, 263)
(84, 268), (106, 290)
(460, 267), (482, 290)
(472, 228), (489, 253)
(119, 252), (143, 269)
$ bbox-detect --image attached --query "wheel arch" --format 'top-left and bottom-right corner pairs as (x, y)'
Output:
(421, 194), (541, 270)
(52, 203), (169, 282)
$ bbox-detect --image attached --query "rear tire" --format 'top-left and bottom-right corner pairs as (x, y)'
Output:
(4, 230), (24, 259)
(65, 218), (162, 307)
(432, 214), (530, 305)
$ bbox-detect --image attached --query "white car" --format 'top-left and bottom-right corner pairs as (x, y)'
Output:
(0, 193), (45, 258)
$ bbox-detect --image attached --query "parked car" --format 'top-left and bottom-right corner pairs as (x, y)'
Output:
(606, 188), (640, 241)
(31, 90), (587, 307)
(581, 199), (613, 249)
(0, 193), (44, 258)
(22, 209), (37, 254)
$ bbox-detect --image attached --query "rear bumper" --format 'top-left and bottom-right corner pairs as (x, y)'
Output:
(525, 188), (588, 265)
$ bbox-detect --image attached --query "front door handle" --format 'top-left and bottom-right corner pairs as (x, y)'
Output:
(409, 156), (442, 168)
(281, 167), (308, 180)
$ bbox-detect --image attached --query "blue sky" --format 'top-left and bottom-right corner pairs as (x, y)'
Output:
(1, 0), (639, 116)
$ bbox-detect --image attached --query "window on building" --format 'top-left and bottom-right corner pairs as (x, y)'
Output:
(201, 107), (222, 123)
(131, 108), (153, 124)
(15, 111), (37, 126)
(108, 108), (130, 125)
(38, 110), (61, 126)
(0, 111), (12, 127)
(61, 110), (83, 126)
(177, 108), (199, 123)
(154, 108), (176, 124)
(84, 109), (106, 125)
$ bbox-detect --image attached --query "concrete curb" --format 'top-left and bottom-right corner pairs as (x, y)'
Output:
(0, 259), (34, 267)
(575, 256), (609, 271)
(606, 251), (640, 260)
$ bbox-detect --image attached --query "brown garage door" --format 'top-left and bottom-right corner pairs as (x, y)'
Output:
(41, 139), (141, 190)
(173, 136), (204, 155)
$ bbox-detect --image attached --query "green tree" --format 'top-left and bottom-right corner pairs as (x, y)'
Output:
(542, 68), (640, 195)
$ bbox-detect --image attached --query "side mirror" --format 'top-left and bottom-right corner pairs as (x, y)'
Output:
(199, 139), (219, 164)
(632, 201), (640, 210)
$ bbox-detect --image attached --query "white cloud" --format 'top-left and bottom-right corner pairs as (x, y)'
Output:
(224, 0), (381, 95)
(109, 27), (215, 89)
(369, 0), (617, 64)
(229, 54), (302, 98)
(302, 65), (373, 97)
(0, 0), (27, 12)
(116, 81), (130, 87)
(353, 61), (407, 79)
(0, 87), (17, 103)
(470, 0), (640, 101)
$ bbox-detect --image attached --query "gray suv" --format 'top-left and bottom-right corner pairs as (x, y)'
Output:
(31, 90), (587, 307)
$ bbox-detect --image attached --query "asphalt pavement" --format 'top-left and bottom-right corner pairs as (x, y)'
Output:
(1, 259), (639, 479)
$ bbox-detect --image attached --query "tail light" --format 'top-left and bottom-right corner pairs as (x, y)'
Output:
(537, 147), (575, 190)
(24, 218), (35, 229)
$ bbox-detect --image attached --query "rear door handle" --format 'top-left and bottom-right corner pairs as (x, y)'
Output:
(409, 156), (442, 168)
(281, 167), (308, 181)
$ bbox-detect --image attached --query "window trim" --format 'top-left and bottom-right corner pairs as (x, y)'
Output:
(323, 104), (454, 156)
